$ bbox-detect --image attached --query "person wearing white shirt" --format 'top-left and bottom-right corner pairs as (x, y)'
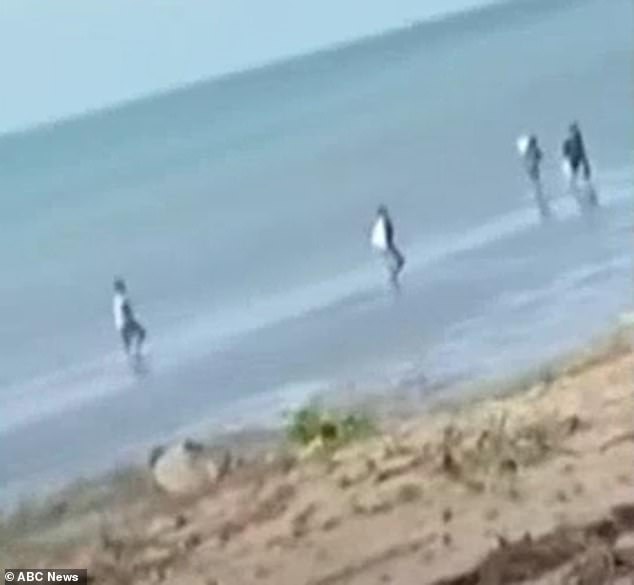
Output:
(113, 278), (147, 358)
(371, 205), (405, 289)
(517, 134), (549, 219)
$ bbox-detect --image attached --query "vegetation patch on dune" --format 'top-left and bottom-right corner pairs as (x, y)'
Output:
(285, 403), (376, 452)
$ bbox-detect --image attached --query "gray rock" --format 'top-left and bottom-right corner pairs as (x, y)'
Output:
(151, 441), (220, 496)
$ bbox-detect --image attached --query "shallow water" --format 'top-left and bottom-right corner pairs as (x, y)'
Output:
(0, 0), (632, 502)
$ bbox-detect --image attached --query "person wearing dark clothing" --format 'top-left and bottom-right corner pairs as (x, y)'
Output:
(562, 122), (597, 206)
(371, 205), (405, 289)
(562, 123), (591, 181)
(113, 278), (147, 358)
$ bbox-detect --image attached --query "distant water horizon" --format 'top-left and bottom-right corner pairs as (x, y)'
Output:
(0, 0), (631, 505)
(0, 0), (538, 140)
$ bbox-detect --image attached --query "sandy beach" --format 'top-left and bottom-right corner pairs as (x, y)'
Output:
(3, 328), (633, 584)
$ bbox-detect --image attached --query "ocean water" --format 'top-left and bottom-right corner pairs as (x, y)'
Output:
(0, 0), (632, 501)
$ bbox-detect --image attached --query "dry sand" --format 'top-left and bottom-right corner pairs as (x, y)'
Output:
(2, 332), (634, 584)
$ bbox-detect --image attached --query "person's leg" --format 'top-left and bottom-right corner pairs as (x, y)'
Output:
(530, 172), (550, 219)
(564, 157), (578, 192)
(581, 156), (592, 181)
(137, 323), (147, 353)
(579, 156), (598, 207)
(386, 245), (405, 289)
(130, 321), (146, 356)
(121, 325), (133, 355)
(586, 183), (599, 207)
(561, 158), (573, 194)
(569, 158), (588, 211)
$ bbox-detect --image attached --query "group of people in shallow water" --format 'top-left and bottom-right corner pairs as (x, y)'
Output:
(112, 121), (597, 368)
(518, 122), (597, 219)
(112, 207), (408, 367)
(368, 122), (599, 295)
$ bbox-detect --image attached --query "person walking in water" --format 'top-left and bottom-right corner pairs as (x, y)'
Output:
(562, 122), (598, 207)
(517, 134), (549, 218)
(113, 278), (147, 360)
(371, 205), (405, 289)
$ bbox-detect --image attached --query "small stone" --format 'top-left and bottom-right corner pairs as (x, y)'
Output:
(396, 482), (423, 504)
(442, 507), (453, 524)
(183, 532), (202, 550)
(218, 521), (240, 544)
(555, 489), (569, 503)
(562, 414), (582, 435)
(499, 458), (518, 475)
(174, 514), (188, 529)
(441, 449), (459, 475)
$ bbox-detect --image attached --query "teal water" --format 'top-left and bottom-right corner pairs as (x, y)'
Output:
(0, 0), (632, 502)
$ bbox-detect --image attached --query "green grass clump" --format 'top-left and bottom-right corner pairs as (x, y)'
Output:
(285, 404), (375, 449)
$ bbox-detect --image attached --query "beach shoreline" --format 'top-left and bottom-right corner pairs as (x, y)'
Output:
(3, 323), (633, 583)
(1, 322), (629, 513)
